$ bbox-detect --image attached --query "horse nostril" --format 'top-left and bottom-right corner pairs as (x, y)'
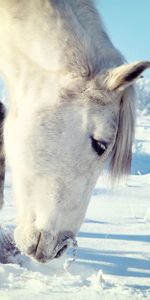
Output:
(55, 243), (68, 258)
(54, 231), (75, 258)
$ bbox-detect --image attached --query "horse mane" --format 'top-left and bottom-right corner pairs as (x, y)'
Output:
(50, 0), (124, 78)
(110, 85), (136, 181)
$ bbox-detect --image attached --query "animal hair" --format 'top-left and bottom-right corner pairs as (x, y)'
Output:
(110, 85), (136, 180)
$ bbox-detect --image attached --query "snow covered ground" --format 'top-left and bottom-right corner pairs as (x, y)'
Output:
(0, 81), (150, 299)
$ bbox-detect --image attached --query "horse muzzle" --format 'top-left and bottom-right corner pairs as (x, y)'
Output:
(30, 231), (75, 263)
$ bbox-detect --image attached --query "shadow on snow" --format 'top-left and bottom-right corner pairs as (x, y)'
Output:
(76, 230), (150, 278)
(78, 231), (150, 243)
(75, 247), (150, 278)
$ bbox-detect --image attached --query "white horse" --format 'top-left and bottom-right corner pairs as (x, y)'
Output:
(0, 0), (149, 262)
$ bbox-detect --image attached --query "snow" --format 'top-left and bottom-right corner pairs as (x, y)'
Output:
(0, 79), (150, 299)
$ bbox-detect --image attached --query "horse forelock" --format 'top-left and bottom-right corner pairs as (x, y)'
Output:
(109, 85), (136, 182)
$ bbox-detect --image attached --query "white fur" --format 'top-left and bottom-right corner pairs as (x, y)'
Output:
(0, 0), (149, 261)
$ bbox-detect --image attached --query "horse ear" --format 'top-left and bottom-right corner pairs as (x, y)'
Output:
(104, 61), (150, 92)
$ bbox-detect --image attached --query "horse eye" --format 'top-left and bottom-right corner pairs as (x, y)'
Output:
(91, 137), (107, 156)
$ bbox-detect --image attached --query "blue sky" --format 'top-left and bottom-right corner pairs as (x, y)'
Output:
(95, 0), (150, 77)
